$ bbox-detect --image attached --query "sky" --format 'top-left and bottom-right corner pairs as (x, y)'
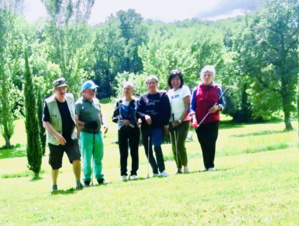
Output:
(23, 0), (259, 24)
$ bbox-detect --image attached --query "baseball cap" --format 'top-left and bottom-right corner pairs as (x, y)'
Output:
(53, 77), (68, 89)
(82, 80), (98, 91)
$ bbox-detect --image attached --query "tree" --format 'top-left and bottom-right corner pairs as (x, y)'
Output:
(24, 48), (43, 178)
(233, 0), (298, 130)
(93, 17), (125, 98)
(116, 9), (148, 73)
(0, 9), (22, 148)
(41, 0), (95, 96)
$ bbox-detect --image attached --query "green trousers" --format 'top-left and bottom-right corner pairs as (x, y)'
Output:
(170, 121), (190, 169)
(79, 131), (104, 181)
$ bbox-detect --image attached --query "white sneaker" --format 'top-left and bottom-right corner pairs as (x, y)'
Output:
(208, 167), (215, 171)
(120, 175), (127, 181)
(160, 170), (169, 177)
(201, 167), (207, 172)
(184, 166), (190, 173)
(130, 175), (138, 180)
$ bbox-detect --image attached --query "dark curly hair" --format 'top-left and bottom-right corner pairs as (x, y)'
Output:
(168, 69), (184, 88)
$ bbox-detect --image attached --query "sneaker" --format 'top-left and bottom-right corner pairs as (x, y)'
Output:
(84, 181), (90, 187)
(208, 167), (216, 171)
(200, 167), (207, 172)
(120, 175), (127, 181)
(174, 169), (183, 175)
(97, 179), (108, 185)
(52, 185), (58, 191)
(76, 182), (84, 190)
(184, 166), (190, 173)
(160, 170), (169, 177)
(130, 175), (138, 180)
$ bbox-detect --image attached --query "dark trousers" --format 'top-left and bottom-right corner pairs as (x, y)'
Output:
(142, 128), (165, 174)
(196, 121), (219, 169)
(118, 126), (140, 176)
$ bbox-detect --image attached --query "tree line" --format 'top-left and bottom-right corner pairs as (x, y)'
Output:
(0, 0), (298, 175)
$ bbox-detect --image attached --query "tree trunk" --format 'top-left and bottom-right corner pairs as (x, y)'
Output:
(5, 136), (11, 149)
(281, 92), (293, 131)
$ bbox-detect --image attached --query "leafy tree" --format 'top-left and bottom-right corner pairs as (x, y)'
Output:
(41, 0), (95, 96)
(0, 9), (23, 148)
(93, 17), (125, 98)
(24, 48), (43, 178)
(116, 9), (148, 73)
(233, 0), (298, 129)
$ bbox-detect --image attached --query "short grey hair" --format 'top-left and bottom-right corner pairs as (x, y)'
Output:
(123, 81), (136, 91)
(146, 75), (159, 84)
(200, 65), (216, 79)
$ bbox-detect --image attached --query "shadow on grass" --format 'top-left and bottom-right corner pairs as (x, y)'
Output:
(230, 130), (290, 138)
(219, 121), (244, 130)
(0, 146), (27, 159)
(51, 188), (77, 195)
(1, 170), (46, 179)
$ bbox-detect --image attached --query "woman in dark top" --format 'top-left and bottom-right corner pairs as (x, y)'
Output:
(112, 82), (140, 181)
(138, 75), (171, 177)
(191, 65), (226, 172)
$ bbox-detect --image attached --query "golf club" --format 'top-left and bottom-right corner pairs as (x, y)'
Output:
(91, 132), (95, 186)
(172, 114), (179, 170)
(146, 134), (151, 179)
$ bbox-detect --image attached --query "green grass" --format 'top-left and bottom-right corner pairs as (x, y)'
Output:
(0, 149), (298, 225)
(0, 102), (298, 225)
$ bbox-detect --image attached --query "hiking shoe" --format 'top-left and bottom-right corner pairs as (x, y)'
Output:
(200, 168), (207, 172)
(84, 181), (91, 187)
(208, 167), (216, 171)
(184, 166), (190, 173)
(120, 175), (127, 181)
(160, 170), (169, 177)
(76, 182), (84, 190)
(52, 185), (58, 191)
(174, 169), (183, 175)
(97, 179), (108, 185)
(130, 175), (138, 180)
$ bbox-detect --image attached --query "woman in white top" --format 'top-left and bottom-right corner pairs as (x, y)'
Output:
(167, 69), (191, 174)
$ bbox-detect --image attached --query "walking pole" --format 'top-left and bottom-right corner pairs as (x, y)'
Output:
(196, 88), (228, 128)
(172, 114), (179, 169)
(146, 132), (151, 179)
(91, 131), (95, 186)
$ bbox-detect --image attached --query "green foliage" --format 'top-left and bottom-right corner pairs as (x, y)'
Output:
(0, 9), (23, 148)
(114, 71), (148, 98)
(231, 0), (299, 129)
(93, 18), (125, 98)
(138, 24), (226, 91)
(24, 49), (43, 177)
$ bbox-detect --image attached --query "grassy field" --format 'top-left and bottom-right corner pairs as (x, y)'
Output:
(0, 102), (298, 225)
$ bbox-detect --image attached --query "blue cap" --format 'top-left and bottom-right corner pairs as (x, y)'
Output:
(82, 80), (98, 91)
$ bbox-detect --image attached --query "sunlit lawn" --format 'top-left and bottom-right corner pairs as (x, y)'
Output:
(0, 102), (298, 225)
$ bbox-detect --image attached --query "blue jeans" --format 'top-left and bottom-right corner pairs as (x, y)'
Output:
(142, 128), (165, 174)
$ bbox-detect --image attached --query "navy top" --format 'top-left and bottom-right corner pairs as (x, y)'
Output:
(112, 98), (138, 129)
(137, 92), (171, 130)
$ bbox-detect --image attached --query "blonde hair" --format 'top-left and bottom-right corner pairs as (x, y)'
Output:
(200, 65), (216, 79)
